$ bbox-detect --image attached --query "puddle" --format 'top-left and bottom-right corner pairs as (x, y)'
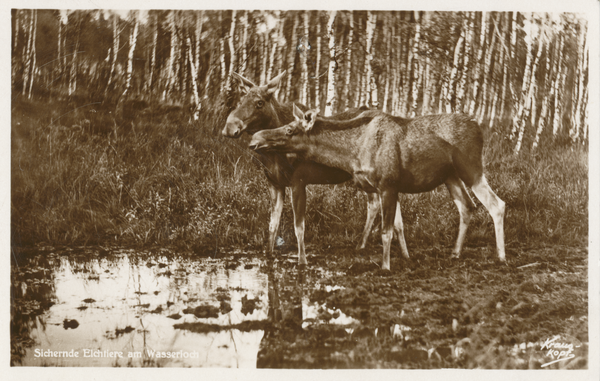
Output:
(10, 248), (355, 368)
(12, 249), (269, 367)
(11, 246), (588, 369)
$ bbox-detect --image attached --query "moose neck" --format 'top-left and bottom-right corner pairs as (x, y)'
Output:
(291, 118), (370, 173)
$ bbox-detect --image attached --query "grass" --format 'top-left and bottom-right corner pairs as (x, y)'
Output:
(11, 96), (588, 254)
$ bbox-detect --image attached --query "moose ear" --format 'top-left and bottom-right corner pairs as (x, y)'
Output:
(303, 109), (320, 132)
(292, 103), (305, 121)
(266, 70), (287, 95)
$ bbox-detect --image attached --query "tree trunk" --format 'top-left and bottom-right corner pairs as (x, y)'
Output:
(284, 12), (298, 102)
(498, 13), (511, 127)
(107, 15), (120, 97)
(324, 11), (337, 116)
(382, 14), (392, 113)
(409, 11), (421, 117)
(22, 10), (34, 97)
(362, 11), (377, 108)
(477, 13), (498, 123)
(301, 11), (309, 107)
(122, 11), (139, 100)
(68, 13), (80, 97)
(469, 11), (488, 115)
(552, 32), (565, 136)
(149, 13), (158, 94)
(446, 22), (464, 113)
(187, 37), (200, 119)
(514, 15), (543, 155)
(344, 11), (353, 110)
(511, 13), (534, 141)
(571, 21), (586, 142)
(26, 9), (37, 99)
(315, 15), (321, 110)
(226, 10), (237, 91)
(456, 13), (472, 114)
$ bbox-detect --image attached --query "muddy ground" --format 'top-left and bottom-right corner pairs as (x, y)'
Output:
(256, 243), (588, 369)
(11, 243), (587, 369)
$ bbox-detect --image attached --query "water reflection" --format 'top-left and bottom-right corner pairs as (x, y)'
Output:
(12, 249), (269, 367)
(11, 249), (358, 368)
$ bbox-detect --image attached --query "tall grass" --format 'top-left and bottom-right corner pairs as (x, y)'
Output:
(11, 97), (588, 254)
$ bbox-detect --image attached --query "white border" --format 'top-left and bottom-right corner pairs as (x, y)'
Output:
(3, 1), (598, 380)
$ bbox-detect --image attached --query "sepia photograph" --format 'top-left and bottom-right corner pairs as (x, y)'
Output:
(6, 0), (599, 378)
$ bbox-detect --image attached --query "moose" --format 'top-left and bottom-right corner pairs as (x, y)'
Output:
(249, 105), (506, 270)
(222, 71), (405, 266)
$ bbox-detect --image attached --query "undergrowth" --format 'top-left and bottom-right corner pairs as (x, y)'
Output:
(11, 96), (588, 253)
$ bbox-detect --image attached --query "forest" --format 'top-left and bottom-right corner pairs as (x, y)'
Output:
(10, 9), (590, 369)
(11, 9), (588, 252)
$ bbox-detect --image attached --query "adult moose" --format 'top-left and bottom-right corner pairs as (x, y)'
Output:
(249, 106), (506, 271)
(222, 71), (392, 266)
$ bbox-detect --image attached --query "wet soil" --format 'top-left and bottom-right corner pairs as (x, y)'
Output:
(10, 244), (587, 369)
(257, 244), (588, 369)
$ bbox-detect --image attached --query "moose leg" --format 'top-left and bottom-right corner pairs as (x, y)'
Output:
(357, 192), (380, 249)
(267, 183), (286, 256)
(393, 200), (410, 259)
(290, 183), (307, 266)
(445, 176), (476, 258)
(380, 190), (398, 271)
(470, 175), (506, 262)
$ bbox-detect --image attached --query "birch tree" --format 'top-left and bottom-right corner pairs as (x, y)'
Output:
(301, 11), (310, 107)
(226, 10), (237, 91)
(511, 13), (534, 141)
(469, 11), (487, 116)
(122, 11), (139, 99)
(239, 11), (248, 75)
(343, 11), (353, 110)
(361, 11), (376, 107)
(446, 21), (464, 113)
(497, 13), (512, 128)
(315, 15), (321, 110)
(324, 11), (337, 116)
(409, 11), (421, 117)
(25, 10), (37, 99)
(571, 20), (587, 142)
(285, 12), (298, 102)
(456, 13), (472, 114)
(477, 13), (498, 123)
(514, 14), (544, 154)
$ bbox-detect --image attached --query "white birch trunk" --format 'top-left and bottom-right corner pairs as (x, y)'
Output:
(511, 13), (533, 140)
(122, 12), (139, 99)
(469, 11), (488, 115)
(514, 17), (543, 154)
(446, 29), (464, 113)
(187, 38), (200, 119)
(382, 14), (392, 113)
(149, 13), (158, 93)
(478, 13), (498, 123)
(571, 21), (587, 142)
(409, 11), (421, 116)
(456, 13), (471, 114)
(226, 10), (237, 91)
(552, 33), (565, 136)
(324, 11), (337, 116)
(240, 11), (248, 75)
(27, 9), (37, 99)
(315, 17), (321, 110)
(363, 11), (377, 107)
(301, 11), (309, 106)
(285, 12), (298, 102)
(344, 11), (353, 110)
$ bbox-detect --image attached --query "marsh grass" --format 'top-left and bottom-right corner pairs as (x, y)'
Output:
(11, 97), (588, 254)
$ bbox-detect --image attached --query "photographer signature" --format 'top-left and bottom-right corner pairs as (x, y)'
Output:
(540, 335), (580, 368)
